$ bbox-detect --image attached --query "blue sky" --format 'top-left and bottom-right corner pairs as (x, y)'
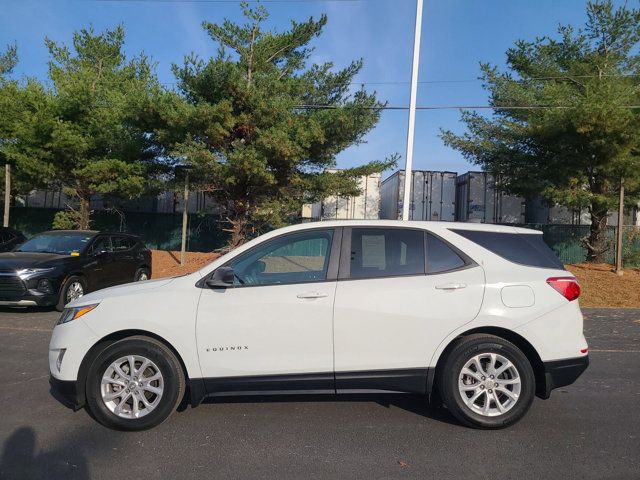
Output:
(0, 0), (612, 176)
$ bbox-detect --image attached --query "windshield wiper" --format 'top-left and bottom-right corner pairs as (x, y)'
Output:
(16, 250), (59, 254)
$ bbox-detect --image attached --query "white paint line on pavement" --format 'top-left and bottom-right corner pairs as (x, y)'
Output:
(7, 374), (49, 387)
(590, 349), (640, 353)
(0, 325), (52, 333)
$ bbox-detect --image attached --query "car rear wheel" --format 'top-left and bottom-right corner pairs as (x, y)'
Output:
(438, 334), (535, 429)
(56, 275), (86, 311)
(85, 336), (185, 431)
(134, 268), (150, 282)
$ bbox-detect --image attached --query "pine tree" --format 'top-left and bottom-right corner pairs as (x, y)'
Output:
(441, 0), (640, 262)
(162, 2), (394, 247)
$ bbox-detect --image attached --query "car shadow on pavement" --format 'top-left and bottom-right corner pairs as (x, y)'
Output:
(0, 427), (90, 480)
(202, 393), (459, 426)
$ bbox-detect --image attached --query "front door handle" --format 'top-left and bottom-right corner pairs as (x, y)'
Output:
(297, 291), (329, 299)
(435, 283), (467, 290)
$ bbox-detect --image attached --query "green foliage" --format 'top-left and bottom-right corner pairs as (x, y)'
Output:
(0, 44), (17, 79)
(8, 26), (164, 229)
(441, 1), (640, 262)
(622, 226), (640, 265)
(52, 209), (83, 230)
(161, 2), (393, 246)
(0, 44), (52, 198)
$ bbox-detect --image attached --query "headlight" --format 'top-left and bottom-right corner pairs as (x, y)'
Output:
(17, 267), (55, 279)
(57, 303), (100, 325)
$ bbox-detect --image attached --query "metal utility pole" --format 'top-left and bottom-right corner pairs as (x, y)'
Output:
(3, 164), (10, 227)
(401, 0), (424, 221)
(614, 178), (624, 275)
(180, 170), (190, 267)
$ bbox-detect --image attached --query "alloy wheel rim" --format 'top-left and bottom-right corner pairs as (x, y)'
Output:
(137, 272), (148, 281)
(458, 352), (521, 417)
(66, 282), (84, 302)
(101, 355), (164, 419)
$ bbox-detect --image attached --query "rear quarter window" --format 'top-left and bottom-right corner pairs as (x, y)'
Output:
(450, 229), (565, 270)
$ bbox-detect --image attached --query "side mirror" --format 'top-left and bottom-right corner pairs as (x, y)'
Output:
(205, 266), (235, 289)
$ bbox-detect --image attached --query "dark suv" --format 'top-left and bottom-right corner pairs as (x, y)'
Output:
(0, 230), (151, 310)
(0, 227), (26, 252)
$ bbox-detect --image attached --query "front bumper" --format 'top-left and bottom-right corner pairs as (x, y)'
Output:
(49, 375), (84, 411)
(538, 355), (589, 399)
(0, 292), (58, 307)
(0, 272), (62, 307)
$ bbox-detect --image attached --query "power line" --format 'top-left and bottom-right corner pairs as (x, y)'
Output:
(161, 72), (640, 89)
(293, 104), (640, 110)
(92, 0), (370, 3)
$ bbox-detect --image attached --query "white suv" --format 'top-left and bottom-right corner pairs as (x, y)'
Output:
(49, 221), (589, 430)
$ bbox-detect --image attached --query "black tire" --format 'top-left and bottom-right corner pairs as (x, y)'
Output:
(438, 334), (535, 429)
(134, 267), (150, 282)
(85, 336), (185, 431)
(56, 275), (87, 311)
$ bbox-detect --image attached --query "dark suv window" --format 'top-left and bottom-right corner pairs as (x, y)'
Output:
(349, 228), (425, 279)
(112, 236), (135, 251)
(90, 236), (113, 255)
(450, 229), (564, 269)
(426, 233), (467, 273)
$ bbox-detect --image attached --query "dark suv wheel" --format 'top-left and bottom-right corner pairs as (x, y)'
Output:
(85, 336), (185, 431)
(438, 334), (535, 429)
(134, 267), (150, 282)
(56, 275), (87, 311)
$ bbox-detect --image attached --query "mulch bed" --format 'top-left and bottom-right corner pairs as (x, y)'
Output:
(151, 250), (640, 308)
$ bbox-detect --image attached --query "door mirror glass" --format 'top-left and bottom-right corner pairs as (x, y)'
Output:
(205, 267), (235, 288)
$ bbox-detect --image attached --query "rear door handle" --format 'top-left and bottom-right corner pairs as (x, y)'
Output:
(297, 291), (329, 299)
(435, 283), (467, 290)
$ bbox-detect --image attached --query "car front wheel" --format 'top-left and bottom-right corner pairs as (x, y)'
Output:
(85, 336), (185, 431)
(56, 275), (86, 311)
(438, 334), (535, 429)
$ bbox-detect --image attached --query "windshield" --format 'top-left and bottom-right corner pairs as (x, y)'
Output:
(16, 233), (94, 255)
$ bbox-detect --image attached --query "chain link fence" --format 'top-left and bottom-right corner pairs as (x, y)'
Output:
(515, 224), (640, 266)
(8, 207), (640, 265)
(9, 207), (229, 252)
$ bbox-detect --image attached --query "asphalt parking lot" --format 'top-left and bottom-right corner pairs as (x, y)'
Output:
(0, 308), (638, 480)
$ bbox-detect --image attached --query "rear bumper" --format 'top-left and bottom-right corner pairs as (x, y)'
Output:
(49, 375), (84, 411)
(538, 355), (589, 399)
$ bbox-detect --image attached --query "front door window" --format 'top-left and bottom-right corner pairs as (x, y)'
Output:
(229, 230), (334, 286)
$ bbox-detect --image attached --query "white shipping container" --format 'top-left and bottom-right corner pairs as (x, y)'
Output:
(379, 170), (457, 221)
(526, 196), (640, 226)
(456, 172), (525, 224)
(302, 172), (381, 220)
(526, 196), (587, 224)
(21, 190), (74, 209)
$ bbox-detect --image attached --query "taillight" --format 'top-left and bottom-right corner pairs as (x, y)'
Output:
(546, 277), (580, 301)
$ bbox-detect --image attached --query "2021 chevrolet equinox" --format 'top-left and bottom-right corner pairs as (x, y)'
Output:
(49, 221), (589, 430)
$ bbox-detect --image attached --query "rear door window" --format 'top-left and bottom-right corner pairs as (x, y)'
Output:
(90, 236), (113, 255)
(348, 228), (425, 279)
(450, 229), (564, 269)
(112, 236), (135, 251)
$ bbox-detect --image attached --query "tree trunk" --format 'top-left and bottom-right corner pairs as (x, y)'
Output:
(78, 193), (91, 230)
(227, 215), (249, 250)
(585, 202), (609, 263)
